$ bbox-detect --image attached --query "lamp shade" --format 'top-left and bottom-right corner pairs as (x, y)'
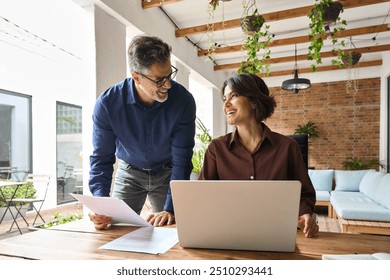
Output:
(281, 69), (311, 94)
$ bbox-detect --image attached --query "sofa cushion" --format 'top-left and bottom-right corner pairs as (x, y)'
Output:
(308, 169), (334, 192)
(373, 174), (390, 210)
(330, 194), (390, 222)
(334, 170), (374, 192)
(330, 191), (365, 198)
(316, 191), (330, 201)
(359, 171), (385, 199)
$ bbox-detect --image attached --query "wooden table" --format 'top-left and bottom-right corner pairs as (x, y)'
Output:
(0, 219), (389, 260)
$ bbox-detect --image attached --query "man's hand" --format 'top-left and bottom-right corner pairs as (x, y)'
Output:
(146, 211), (175, 227)
(297, 213), (319, 238)
(88, 212), (112, 230)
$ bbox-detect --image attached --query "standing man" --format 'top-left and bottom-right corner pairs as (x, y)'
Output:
(88, 35), (196, 229)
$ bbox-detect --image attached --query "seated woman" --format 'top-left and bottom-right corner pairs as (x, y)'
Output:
(199, 73), (318, 238)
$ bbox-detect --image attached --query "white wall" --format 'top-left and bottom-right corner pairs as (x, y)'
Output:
(0, 0), (92, 209)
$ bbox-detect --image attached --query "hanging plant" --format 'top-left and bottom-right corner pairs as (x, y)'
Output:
(342, 38), (362, 93)
(206, 0), (227, 61)
(208, 0), (219, 10)
(341, 51), (362, 67)
(238, 0), (272, 75)
(307, 0), (347, 71)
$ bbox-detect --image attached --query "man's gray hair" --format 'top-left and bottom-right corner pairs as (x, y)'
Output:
(128, 35), (172, 74)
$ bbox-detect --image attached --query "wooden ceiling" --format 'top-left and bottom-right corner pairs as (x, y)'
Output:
(142, 0), (390, 78)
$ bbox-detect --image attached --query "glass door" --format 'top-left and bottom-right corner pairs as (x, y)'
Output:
(0, 89), (31, 180)
(56, 102), (82, 204)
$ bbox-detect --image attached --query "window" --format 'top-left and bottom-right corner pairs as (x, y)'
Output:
(56, 102), (83, 204)
(0, 89), (31, 180)
(387, 75), (390, 173)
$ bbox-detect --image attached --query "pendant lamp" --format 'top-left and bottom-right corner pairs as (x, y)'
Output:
(281, 44), (311, 94)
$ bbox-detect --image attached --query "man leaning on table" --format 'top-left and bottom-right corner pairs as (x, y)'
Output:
(88, 35), (196, 229)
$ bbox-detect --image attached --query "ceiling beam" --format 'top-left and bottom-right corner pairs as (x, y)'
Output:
(175, 0), (389, 37)
(198, 24), (390, 56)
(214, 44), (390, 71)
(142, 0), (182, 9)
(259, 59), (382, 78)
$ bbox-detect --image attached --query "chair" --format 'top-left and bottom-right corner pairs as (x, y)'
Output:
(73, 168), (83, 194)
(288, 134), (309, 169)
(0, 167), (18, 180)
(9, 174), (51, 231)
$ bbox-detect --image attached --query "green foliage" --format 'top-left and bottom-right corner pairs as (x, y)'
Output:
(0, 180), (36, 207)
(294, 121), (320, 139)
(192, 117), (212, 173)
(307, 0), (347, 71)
(206, 0), (227, 61)
(208, 0), (219, 11)
(342, 157), (382, 170)
(39, 212), (83, 229)
(238, 1), (272, 75)
(341, 51), (361, 67)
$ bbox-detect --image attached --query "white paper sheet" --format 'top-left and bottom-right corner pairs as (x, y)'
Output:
(322, 253), (390, 260)
(99, 227), (178, 254)
(70, 193), (151, 227)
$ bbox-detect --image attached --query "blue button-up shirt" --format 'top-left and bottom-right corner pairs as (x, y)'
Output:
(89, 78), (196, 213)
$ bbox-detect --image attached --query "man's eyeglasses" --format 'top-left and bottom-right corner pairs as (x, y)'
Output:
(138, 65), (178, 88)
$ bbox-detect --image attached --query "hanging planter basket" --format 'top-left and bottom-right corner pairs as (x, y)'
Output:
(240, 15), (265, 34)
(342, 51), (362, 67)
(323, 1), (343, 25)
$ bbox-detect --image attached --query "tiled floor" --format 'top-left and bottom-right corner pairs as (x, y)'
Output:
(0, 203), (340, 240)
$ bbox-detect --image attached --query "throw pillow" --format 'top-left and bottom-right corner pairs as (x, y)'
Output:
(308, 169), (334, 191)
(359, 171), (385, 198)
(334, 169), (374, 192)
(374, 174), (390, 209)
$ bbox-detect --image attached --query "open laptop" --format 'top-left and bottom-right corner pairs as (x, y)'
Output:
(170, 180), (301, 252)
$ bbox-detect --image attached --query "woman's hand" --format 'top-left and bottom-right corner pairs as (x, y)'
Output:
(298, 213), (319, 238)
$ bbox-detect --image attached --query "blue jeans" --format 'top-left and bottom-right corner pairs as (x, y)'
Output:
(112, 159), (171, 215)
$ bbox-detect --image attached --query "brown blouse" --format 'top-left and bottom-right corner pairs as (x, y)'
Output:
(199, 123), (316, 216)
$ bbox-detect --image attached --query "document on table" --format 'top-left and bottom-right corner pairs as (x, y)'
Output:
(70, 193), (150, 227)
(99, 227), (179, 254)
(322, 253), (390, 260)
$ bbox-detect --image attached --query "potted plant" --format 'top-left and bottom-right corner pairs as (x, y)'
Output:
(341, 38), (362, 93)
(191, 117), (212, 179)
(343, 50), (361, 93)
(238, 0), (272, 75)
(307, 0), (347, 71)
(342, 157), (383, 170)
(294, 121), (320, 143)
(0, 180), (36, 221)
(342, 51), (361, 67)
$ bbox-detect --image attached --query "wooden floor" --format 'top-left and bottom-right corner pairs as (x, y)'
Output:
(0, 203), (340, 240)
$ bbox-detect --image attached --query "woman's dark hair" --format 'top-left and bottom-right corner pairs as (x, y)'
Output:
(128, 35), (172, 74)
(221, 73), (277, 122)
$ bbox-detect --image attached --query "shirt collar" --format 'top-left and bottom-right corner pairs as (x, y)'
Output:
(126, 78), (162, 109)
(127, 78), (137, 105)
(228, 122), (276, 149)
